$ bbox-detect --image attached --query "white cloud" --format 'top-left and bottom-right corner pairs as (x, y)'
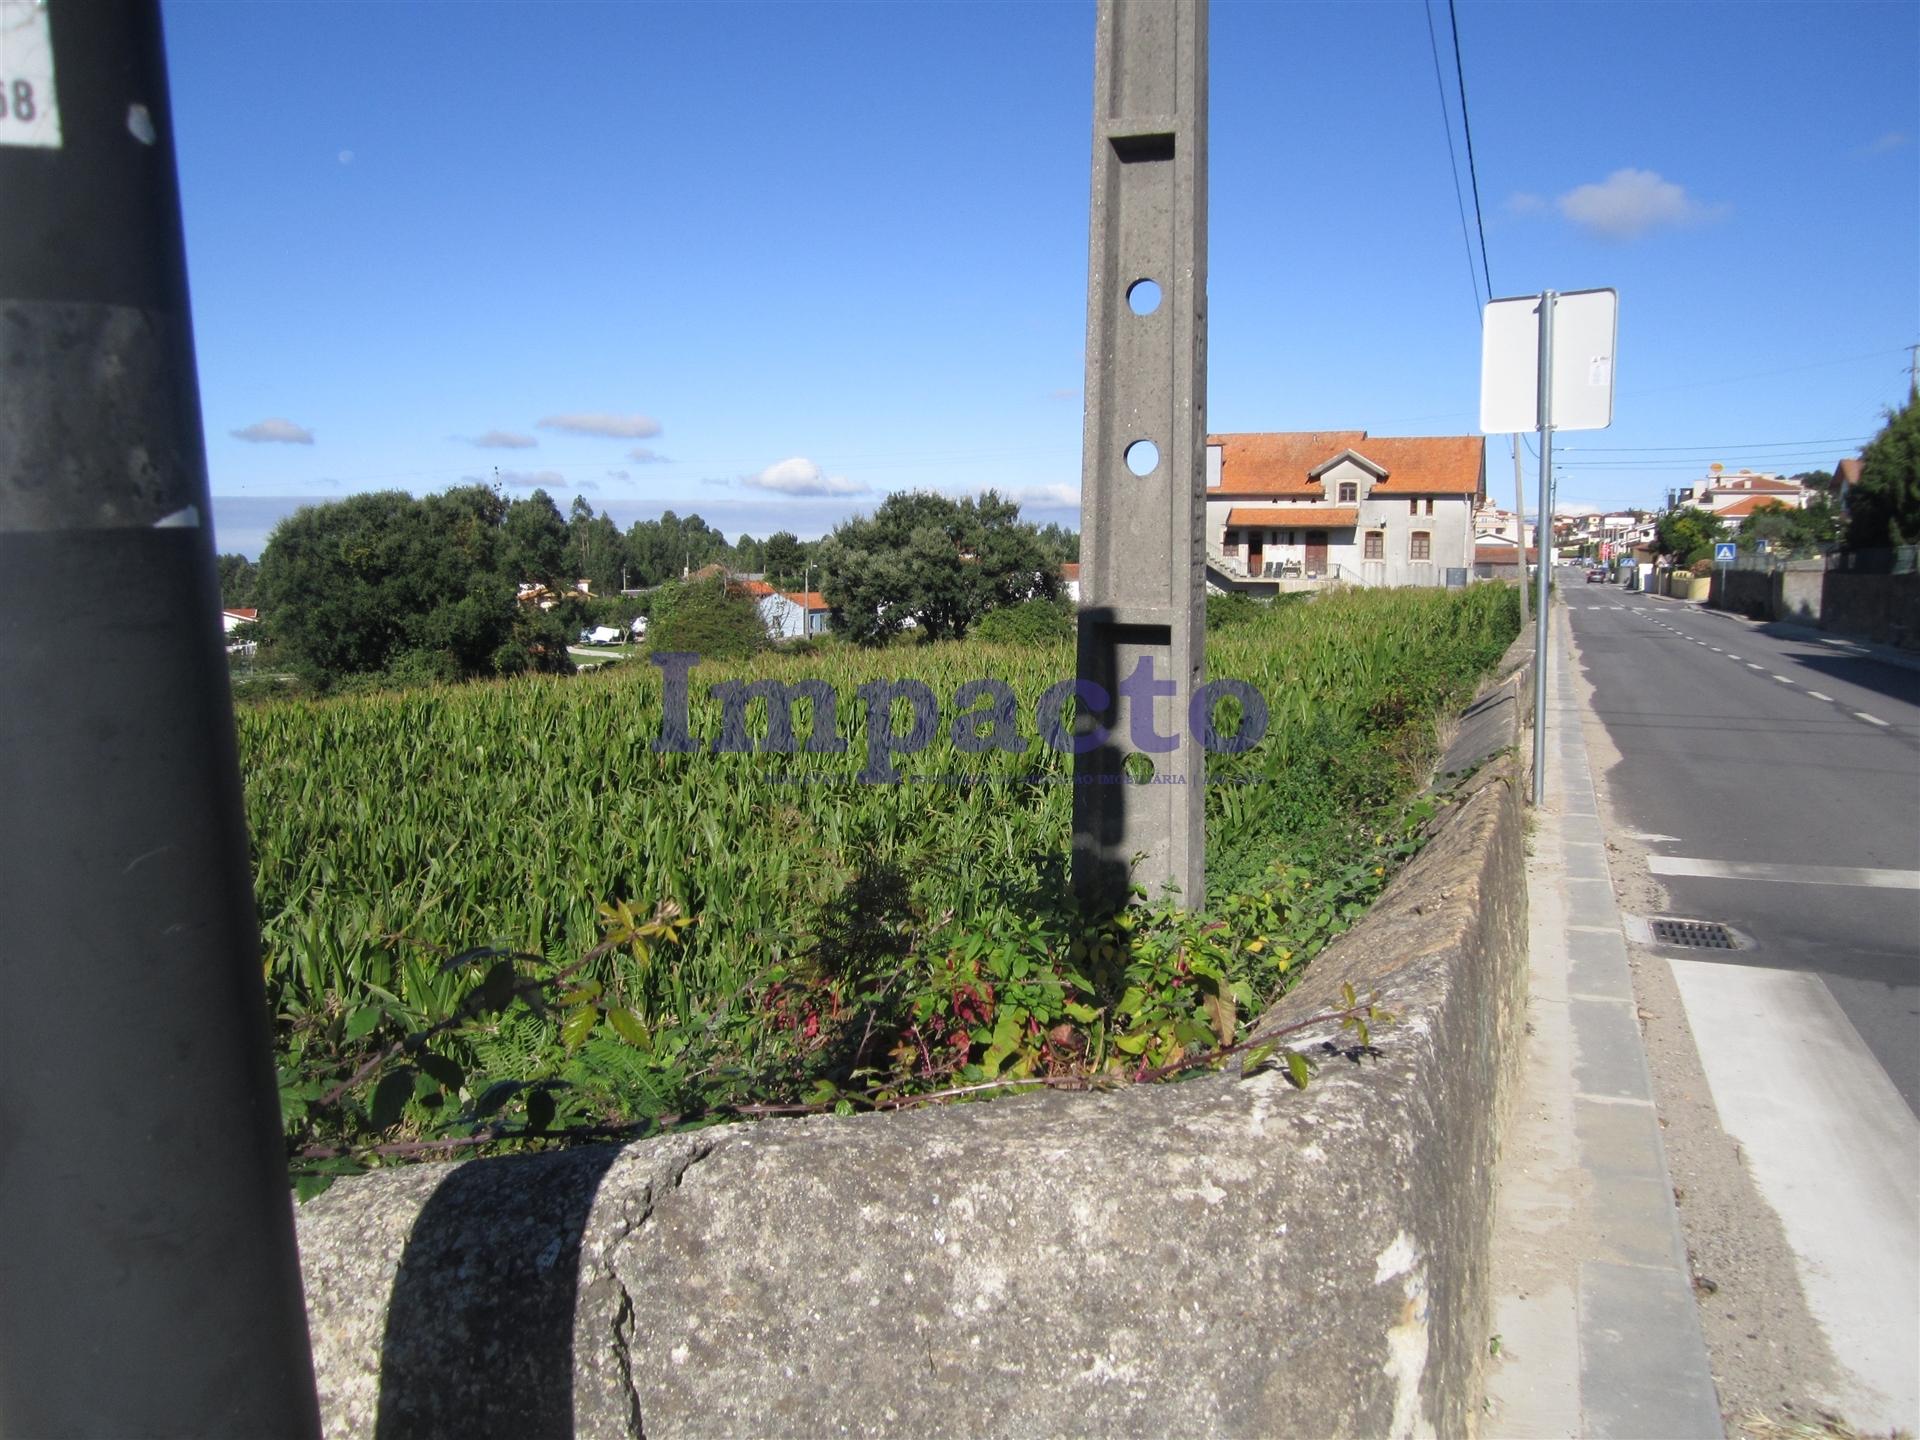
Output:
(537, 412), (662, 439)
(230, 417), (314, 445)
(493, 469), (569, 490)
(627, 446), (670, 464)
(1504, 191), (1546, 216)
(468, 430), (536, 449)
(998, 484), (1080, 508)
(1556, 168), (1724, 240)
(607, 469), (631, 482)
(742, 457), (868, 497)
(1865, 131), (1910, 154)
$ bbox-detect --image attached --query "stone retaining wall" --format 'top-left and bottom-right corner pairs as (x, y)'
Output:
(295, 648), (1534, 1439)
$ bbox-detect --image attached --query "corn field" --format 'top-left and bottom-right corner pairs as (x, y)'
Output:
(247, 584), (1519, 1173)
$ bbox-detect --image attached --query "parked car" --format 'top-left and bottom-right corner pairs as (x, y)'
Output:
(578, 626), (624, 646)
(1585, 567), (1606, 584)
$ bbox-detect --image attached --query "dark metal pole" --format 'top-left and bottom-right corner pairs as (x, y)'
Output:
(0, 1), (322, 1433)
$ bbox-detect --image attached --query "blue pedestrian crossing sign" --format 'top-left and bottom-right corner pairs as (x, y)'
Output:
(1713, 542), (1737, 564)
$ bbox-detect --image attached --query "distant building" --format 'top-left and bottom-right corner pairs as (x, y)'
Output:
(1060, 562), (1081, 603)
(221, 607), (259, 656)
(760, 590), (831, 640)
(1695, 470), (1810, 513)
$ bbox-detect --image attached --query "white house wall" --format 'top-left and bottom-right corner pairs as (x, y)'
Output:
(1208, 495), (1475, 586)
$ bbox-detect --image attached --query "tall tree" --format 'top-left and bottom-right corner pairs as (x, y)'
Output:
(1736, 497), (1841, 557)
(1845, 397), (1920, 550)
(562, 494), (631, 594)
(816, 489), (1058, 644)
(215, 553), (259, 608)
(762, 531), (806, 586)
(501, 489), (570, 588)
(256, 485), (563, 687)
(1652, 507), (1728, 566)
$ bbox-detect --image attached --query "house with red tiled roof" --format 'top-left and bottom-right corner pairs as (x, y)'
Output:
(759, 589), (831, 640)
(1060, 561), (1081, 603)
(1694, 470), (1810, 515)
(221, 607), (260, 656)
(1204, 431), (1485, 587)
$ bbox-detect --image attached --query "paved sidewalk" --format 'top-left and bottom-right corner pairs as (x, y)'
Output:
(1484, 598), (1724, 1439)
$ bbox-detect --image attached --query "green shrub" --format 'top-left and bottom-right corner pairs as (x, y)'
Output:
(972, 597), (1075, 645)
(647, 577), (769, 660)
(1205, 591), (1263, 631)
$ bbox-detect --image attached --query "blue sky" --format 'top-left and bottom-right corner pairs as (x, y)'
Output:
(159, 1), (1918, 557)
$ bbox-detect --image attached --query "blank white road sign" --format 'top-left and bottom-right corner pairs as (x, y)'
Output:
(1480, 288), (1618, 434)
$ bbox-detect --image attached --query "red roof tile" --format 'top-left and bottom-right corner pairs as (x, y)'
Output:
(1712, 496), (1796, 519)
(1208, 431), (1484, 495)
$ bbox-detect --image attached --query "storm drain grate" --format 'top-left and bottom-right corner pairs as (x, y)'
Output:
(1651, 918), (1737, 950)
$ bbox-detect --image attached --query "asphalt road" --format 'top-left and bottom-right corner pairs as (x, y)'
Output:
(1561, 579), (1920, 1113)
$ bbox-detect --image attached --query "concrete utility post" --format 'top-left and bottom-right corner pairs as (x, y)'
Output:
(1072, 0), (1209, 910)
(0, 0), (321, 1432)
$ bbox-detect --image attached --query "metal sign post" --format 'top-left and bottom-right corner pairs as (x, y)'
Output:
(1072, 0), (1209, 909)
(1532, 294), (1556, 806)
(1481, 287), (1618, 807)
(0, 1), (321, 1432)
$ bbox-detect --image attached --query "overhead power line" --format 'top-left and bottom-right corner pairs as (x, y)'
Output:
(1447, 0), (1494, 305)
(1566, 435), (1873, 454)
(1422, 0), (1484, 320)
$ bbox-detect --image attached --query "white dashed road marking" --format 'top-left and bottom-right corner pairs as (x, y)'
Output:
(1807, 691), (1835, 702)
(1647, 856), (1920, 889)
(1856, 712), (1891, 728)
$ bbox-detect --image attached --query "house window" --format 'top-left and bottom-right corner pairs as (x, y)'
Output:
(1338, 481), (1358, 503)
(1411, 531), (1432, 560)
(1223, 531), (1239, 556)
(1409, 497), (1418, 514)
(1364, 531), (1384, 561)
(1284, 530), (1294, 546)
(1269, 530), (1279, 544)
(1425, 497), (1435, 516)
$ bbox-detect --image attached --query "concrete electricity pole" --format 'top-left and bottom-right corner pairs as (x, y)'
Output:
(1072, 0), (1209, 910)
(0, 1), (321, 1432)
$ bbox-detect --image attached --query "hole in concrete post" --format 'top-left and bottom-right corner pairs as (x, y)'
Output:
(1122, 752), (1155, 784)
(1124, 440), (1159, 476)
(1127, 279), (1162, 315)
